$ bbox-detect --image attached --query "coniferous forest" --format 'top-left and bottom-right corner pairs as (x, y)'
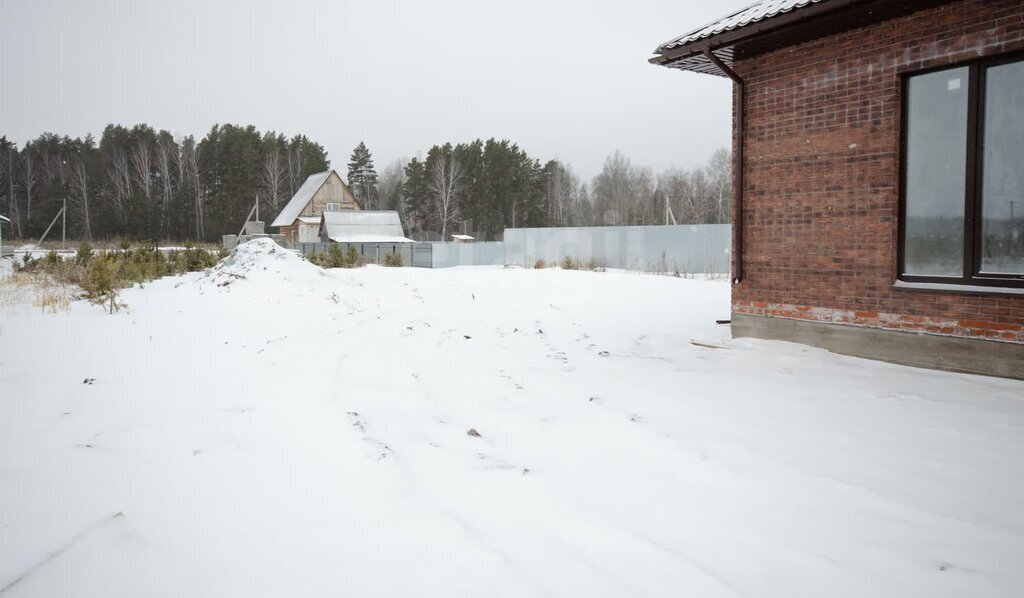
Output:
(0, 125), (730, 243)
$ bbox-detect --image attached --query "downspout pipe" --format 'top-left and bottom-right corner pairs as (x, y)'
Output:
(703, 48), (744, 284)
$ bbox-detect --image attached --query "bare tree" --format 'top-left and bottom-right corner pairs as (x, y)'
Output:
(707, 147), (732, 223)
(6, 147), (21, 237)
(22, 150), (35, 222)
(377, 159), (406, 220)
(544, 161), (580, 227)
(109, 147), (132, 226)
(592, 151), (653, 225)
(428, 153), (464, 240)
(154, 134), (178, 231)
(70, 159), (92, 240)
(686, 167), (711, 223)
(130, 139), (153, 202)
(181, 137), (204, 240)
(262, 148), (286, 214)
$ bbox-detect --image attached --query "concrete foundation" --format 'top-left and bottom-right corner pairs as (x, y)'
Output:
(732, 313), (1024, 380)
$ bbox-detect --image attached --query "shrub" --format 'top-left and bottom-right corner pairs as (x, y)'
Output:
(82, 258), (121, 313)
(384, 252), (403, 267)
(76, 241), (93, 265)
(533, 258), (546, 269)
(561, 256), (577, 270)
(327, 243), (344, 268)
(344, 245), (360, 267)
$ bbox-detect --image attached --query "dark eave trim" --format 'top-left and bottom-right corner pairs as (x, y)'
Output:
(650, 0), (961, 76)
(654, 0), (867, 65)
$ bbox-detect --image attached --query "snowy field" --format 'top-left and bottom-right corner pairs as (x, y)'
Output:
(1, 239), (1023, 597)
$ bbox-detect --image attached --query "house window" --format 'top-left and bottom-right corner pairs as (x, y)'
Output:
(901, 54), (1024, 287)
(326, 203), (341, 212)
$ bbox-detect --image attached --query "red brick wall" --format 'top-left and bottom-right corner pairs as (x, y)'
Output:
(732, 0), (1024, 343)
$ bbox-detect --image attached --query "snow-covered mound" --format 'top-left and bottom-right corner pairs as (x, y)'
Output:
(203, 238), (323, 288)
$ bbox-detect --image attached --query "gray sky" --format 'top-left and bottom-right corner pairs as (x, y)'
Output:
(0, 0), (747, 180)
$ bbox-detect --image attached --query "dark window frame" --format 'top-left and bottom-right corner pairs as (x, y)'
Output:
(898, 51), (1024, 289)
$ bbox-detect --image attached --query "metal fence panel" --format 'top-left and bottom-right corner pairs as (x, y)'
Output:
(294, 226), (729, 272)
(294, 241), (426, 267)
(412, 243), (433, 268)
(502, 224), (731, 273)
(429, 242), (505, 268)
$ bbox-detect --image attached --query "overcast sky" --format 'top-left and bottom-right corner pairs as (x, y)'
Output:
(0, 0), (748, 180)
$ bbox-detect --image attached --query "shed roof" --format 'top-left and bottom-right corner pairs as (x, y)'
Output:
(321, 211), (412, 243)
(451, 234), (474, 241)
(271, 171), (333, 228)
(650, 0), (958, 76)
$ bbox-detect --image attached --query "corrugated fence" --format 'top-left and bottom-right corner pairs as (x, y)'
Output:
(429, 242), (505, 268)
(292, 224), (731, 273)
(503, 224), (731, 273)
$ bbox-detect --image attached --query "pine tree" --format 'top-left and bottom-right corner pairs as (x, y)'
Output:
(346, 141), (378, 209)
(401, 158), (430, 236)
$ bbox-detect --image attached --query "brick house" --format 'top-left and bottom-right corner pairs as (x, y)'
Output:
(652, 0), (1023, 378)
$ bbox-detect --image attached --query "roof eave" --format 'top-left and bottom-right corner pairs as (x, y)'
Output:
(651, 0), (957, 75)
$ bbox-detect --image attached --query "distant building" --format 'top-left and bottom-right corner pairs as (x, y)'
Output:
(271, 170), (360, 244)
(320, 211), (412, 244)
(651, 0), (1023, 378)
(451, 234), (475, 243)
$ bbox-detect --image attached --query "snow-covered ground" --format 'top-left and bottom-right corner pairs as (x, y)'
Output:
(1, 239), (1022, 597)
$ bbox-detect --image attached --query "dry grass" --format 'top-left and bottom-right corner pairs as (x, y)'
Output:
(0, 270), (77, 313)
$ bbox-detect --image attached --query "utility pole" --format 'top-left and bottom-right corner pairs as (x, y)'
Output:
(62, 197), (66, 249)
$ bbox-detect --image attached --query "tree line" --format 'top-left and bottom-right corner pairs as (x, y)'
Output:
(1, 124), (730, 243)
(0, 125), (327, 242)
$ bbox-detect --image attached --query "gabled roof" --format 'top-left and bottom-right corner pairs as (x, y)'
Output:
(650, 0), (958, 76)
(321, 211), (412, 243)
(271, 170), (333, 228)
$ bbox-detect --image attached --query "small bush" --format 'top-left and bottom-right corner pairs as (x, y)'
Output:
(533, 258), (546, 269)
(327, 243), (344, 268)
(561, 256), (577, 270)
(384, 252), (403, 267)
(82, 258), (121, 313)
(345, 245), (360, 267)
(76, 241), (93, 265)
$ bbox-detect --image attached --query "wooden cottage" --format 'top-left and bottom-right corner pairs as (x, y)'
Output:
(271, 170), (360, 244)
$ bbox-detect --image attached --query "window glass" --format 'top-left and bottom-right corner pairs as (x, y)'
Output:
(903, 67), (968, 277)
(980, 61), (1024, 275)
